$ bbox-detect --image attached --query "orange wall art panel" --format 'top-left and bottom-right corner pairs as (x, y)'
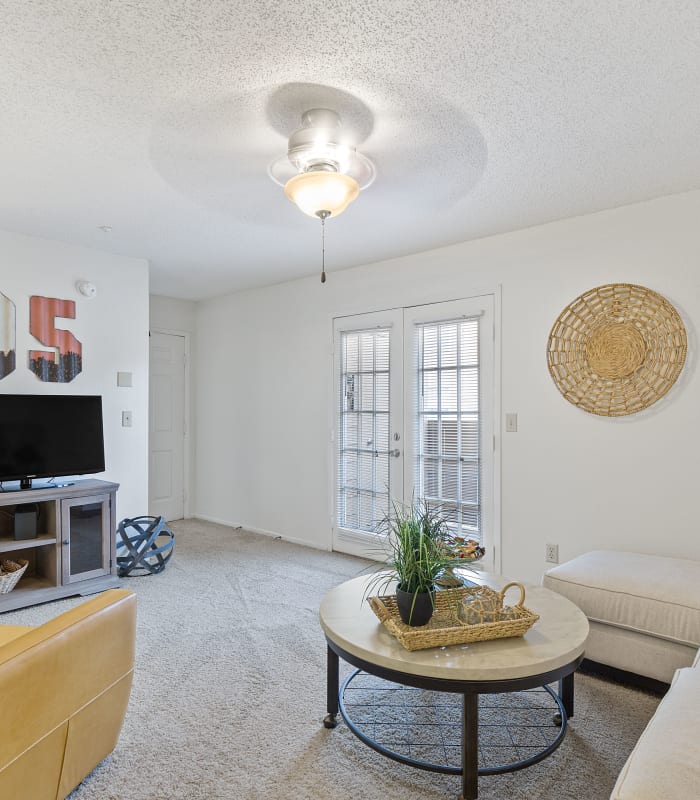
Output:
(29, 296), (82, 383)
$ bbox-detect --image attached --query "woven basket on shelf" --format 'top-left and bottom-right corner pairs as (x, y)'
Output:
(547, 283), (687, 417)
(0, 559), (29, 594)
(368, 582), (539, 652)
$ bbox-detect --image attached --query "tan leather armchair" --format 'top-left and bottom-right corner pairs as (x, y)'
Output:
(0, 589), (136, 800)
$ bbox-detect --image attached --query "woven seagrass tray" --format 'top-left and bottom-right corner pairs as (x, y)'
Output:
(368, 582), (539, 651)
(547, 283), (687, 416)
(0, 559), (29, 594)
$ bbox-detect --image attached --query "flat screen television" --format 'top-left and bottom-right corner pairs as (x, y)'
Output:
(0, 394), (105, 490)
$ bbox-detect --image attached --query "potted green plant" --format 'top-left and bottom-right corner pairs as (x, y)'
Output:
(366, 500), (453, 626)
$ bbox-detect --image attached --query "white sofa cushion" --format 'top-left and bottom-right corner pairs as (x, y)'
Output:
(585, 620), (696, 684)
(611, 666), (700, 799)
(543, 551), (700, 647)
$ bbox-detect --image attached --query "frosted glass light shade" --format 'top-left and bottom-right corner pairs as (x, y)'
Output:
(284, 171), (360, 218)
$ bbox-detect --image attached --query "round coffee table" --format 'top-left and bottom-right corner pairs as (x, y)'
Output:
(319, 572), (589, 800)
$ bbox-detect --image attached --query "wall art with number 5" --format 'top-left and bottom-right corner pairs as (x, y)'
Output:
(0, 293), (83, 383)
(29, 296), (82, 382)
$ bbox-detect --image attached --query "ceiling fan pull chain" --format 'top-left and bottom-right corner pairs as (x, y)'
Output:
(317, 209), (330, 283)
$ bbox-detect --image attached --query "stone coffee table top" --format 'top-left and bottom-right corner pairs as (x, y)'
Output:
(319, 571), (589, 682)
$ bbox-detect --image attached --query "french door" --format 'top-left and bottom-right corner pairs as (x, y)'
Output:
(333, 296), (496, 571)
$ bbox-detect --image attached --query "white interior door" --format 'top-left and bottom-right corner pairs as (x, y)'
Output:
(149, 331), (185, 521)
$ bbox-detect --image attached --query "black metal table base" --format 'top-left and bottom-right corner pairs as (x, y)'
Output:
(338, 669), (566, 775)
(324, 639), (580, 800)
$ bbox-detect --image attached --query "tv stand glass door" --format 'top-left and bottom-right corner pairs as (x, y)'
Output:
(61, 494), (112, 583)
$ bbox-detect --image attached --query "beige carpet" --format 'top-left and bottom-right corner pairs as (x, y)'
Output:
(4, 519), (660, 800)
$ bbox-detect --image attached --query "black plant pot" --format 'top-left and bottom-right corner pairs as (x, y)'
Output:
(396, 586), (435, 626)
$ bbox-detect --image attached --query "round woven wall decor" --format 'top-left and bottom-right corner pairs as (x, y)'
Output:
(547, 283), (687, 416)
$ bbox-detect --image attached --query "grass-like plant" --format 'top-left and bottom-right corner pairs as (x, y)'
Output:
(365, 499), (453, 599)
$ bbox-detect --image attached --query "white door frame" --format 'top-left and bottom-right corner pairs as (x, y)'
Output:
(328, 288), (502, 573)
(150, 327), (192, 519)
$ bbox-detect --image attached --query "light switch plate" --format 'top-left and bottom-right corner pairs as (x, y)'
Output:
(121, 411), (132, 428)
(505, 413), (518, 432)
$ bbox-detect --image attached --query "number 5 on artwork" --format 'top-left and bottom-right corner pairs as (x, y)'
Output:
(29, 296), (83, 383)
(0, 294), (82, 383)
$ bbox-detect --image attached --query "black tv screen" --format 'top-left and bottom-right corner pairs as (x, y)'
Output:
(0, 394), (105, 486)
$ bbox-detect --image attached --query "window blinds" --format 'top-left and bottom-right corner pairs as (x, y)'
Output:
(415, 317), (481, 538)
(337, 328), (391, 533)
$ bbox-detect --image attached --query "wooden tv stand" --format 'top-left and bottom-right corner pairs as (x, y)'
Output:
(0, 479), (120, 612)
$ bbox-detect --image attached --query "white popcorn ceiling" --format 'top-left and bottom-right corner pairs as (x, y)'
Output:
(0, 1), (698, 299)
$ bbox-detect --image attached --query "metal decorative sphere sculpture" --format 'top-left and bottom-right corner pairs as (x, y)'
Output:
(116, 516), (175, 577)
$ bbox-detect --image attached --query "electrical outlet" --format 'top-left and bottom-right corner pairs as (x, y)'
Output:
(545, 543), (559, 564)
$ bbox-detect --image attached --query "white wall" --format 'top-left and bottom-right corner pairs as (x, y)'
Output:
(194, 191), (700, 584)
(149, 294), (197, 514)
(150, 295), (197, 335)
(0, 229), (149, 520)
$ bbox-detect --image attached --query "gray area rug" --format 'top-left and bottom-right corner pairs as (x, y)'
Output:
(4, 520), (660, 800)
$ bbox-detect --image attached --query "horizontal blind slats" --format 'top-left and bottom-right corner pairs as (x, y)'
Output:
(338, 327), (392, 534)
(414, 316), (482, 540)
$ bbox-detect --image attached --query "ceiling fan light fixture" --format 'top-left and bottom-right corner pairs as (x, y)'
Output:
(271, 106), (373, 283)
(284, 171), (360, 218)
(269, 108), (375, 191)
